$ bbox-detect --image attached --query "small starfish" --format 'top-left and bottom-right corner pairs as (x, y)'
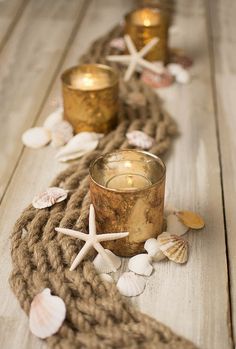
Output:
(107, 35), (163, 81)
(55, 204), (129, 271)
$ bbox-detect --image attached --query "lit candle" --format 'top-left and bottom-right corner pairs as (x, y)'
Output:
(71, 72), (111, 91)
(89, 150), (166, 257)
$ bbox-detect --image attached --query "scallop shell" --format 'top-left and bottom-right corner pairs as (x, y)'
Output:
(109, 37), (126, 51)
(126, 130), (154, 150)
(93, 249), (121, 273)
(166, 63), (183, 76)
(56, 132), (103, 162)
(22, 127), (51, 149)
(141, 70), (174, 88)
(176, 211), (205, 229)
(144, 238), (166, 261)
(176, 69), (190, 84)
(51, 120), (73, 148)
(99, 273), (113, 283)
(126, 92), (146, 107)
(32, 187), (68, 209)
(117, 272), (146, 297)
(128, 253), (153, 276)
(43, 108), (63, 130)
(167, 214), (189, 236)
(29, 288), (66, 339)
(158, 232), (188, 264)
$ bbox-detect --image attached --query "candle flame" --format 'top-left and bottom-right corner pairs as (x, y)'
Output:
(143, 18), (151, 26)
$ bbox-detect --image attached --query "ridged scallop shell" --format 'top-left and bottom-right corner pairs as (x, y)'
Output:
(167, 214), (189, 236)
(93, 249), (121, 273)
(157, 232), (188, 264)
(56, 132), (103, 162)
(29, 288), (66, 339)
(99, 273), (113, 283)
(128, 254), (153, 276)
(51, 120), (73, 148)
(43, 108), (63, 130)
(126, 130), (154, 150)
(117, 272), (146, 297)
(22, 127), (51, 149)
(109, 37), (125, 51)
(144, 238), (166, 261)
(176, 210), (205, 229)
(126, 92), (146, 107)
(32, 187), (68, 209)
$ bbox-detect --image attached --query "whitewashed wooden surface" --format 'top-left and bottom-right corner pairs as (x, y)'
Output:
(0, 0), (234, 348)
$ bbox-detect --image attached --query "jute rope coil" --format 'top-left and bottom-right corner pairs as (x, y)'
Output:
(9, 26), (197, 348)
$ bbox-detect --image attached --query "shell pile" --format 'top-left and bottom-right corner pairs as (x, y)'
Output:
(22, 108), (74, 149)
(126, 130), (154, 150)
(32, 187), (68, 209)
(29, 288), (66, 339)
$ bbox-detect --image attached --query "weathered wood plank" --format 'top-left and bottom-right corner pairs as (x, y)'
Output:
(0, 0), (27, 51)
(0, 0), (87, 201)
(207, 0), (236, 344)
(0, 1), (134, 348)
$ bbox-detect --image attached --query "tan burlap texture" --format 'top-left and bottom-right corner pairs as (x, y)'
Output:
(9, 26), (197, 349)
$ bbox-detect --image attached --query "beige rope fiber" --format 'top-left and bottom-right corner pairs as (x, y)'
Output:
(9, 26), (197, 348)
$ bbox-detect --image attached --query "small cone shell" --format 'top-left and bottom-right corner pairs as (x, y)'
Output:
(176, 211), (205, 229)
(158, 232), (188, 264)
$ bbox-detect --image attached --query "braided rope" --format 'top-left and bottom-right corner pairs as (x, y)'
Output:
(9, 26), (197, 348)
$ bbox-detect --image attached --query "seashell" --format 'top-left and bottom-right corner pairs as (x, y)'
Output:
(51, 121), (73, 148)
(176, 211), (205, 229)
(170, 50), (193, 68)
(126, 130), (154, 150)
(158, 232), (188, 264)
(141, 70), (174, 89)
(43, 108), (63, 130)
(56, 132), (103, 162)
(166, 63), (183, 76)
(117, 272), (146, 297)
(93, 249), (121, 273)
(126, 92), (146, 107)
(144, 238), (165, 261)
(99, 273), (113, 283)
(167, 214), (189, 236)
(22, 127), (51, 149)
(29, 288), (66, 339)
(176, 69), (190, 84)
(128, 253), (153, 276)
(32, 187), (68, 209)
(109, 37), (126, 51)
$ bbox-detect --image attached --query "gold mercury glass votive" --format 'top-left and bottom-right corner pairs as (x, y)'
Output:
(61, 64), (119, 134)
(89, 149), (166, 256)
(125, 7), (169, 62)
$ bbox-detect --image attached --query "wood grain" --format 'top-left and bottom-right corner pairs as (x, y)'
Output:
(207, 0), (236, 344)
(0, 0), (27, 51)
(0, 0), (87, 201)
(0, 0), (233, 348)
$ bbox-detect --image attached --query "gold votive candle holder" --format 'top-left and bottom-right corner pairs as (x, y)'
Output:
(124, 7), (169, 62)
(89, 149), (166, 256)
(61, 64), (119, 134)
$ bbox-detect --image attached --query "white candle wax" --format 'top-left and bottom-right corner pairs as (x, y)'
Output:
(106, 173), (152, 191)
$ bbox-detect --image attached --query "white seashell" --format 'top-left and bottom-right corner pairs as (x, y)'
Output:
(128, 253), (153, 276)
(176, 69), (190, 84)
(56, 132), (103, 162)
(117, 272), (146, 297)
(167, 214), (189, 236)
(144, 238), (166, 261)
(158, 232), (188, 264)
(93, 249), (121, 273)
(22, 127), (51, 149)
(126, 130), (154, 150)
(51, 121), (73, 148)
(166, 63), (183, 76)
(99, 273), (113, 283)
(32, 187), (68, 209)
(29, 288), (66, 339)
(109, 37), (126, 51)
(43, 108), (63, 130)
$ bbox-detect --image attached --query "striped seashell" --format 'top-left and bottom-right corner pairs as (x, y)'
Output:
(157, 232), (188, 264)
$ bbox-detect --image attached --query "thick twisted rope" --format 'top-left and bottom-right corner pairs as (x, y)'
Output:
(9, 26), (197, 348)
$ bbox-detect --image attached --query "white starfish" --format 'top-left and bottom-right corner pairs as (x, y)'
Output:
(55, 204), (129, 271)
(107, 35), (163, 81)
